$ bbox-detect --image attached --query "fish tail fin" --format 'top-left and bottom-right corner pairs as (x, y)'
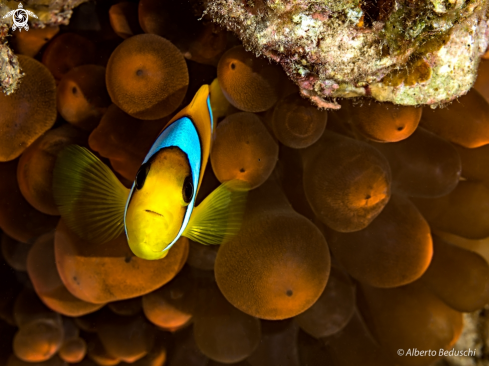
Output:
(183, 180), (249, 245)
(53, 145), (130, 244)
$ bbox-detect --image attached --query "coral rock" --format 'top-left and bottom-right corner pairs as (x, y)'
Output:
(204, 0), (489, 107)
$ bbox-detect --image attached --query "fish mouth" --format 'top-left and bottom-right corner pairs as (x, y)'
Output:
(145, 209), (164, 217)
(143, 208), (173, 233)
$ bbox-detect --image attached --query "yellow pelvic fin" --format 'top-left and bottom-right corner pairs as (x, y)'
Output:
(183, 180), (249, 245)
(160, 248), (170, 259)
(53, 145), (130, 244)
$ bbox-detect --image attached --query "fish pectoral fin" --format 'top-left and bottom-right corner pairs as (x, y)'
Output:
(183, 180), (248, 245)
(53, 145), (130, 244)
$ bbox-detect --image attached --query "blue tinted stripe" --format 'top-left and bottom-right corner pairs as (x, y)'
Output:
(207, 95), (214, 135)
(124, 117), (202, 251)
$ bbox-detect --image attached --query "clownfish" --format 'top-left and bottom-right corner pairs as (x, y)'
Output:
(53, 85), (247, 260)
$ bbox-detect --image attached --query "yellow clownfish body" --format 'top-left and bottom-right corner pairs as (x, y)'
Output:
(125, 147), (192, 259)
(53, 85), (247, 260)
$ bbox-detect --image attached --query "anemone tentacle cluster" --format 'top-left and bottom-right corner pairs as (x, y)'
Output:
(0, 0), (89, 94)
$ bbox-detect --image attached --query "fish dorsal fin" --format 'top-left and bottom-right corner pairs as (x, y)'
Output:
(183, 180), (248, 245)
(164, 85), (213, 195)
(53, 145), (130, 244)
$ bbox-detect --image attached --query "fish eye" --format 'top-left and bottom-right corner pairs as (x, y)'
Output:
(135, 162), (151, 190)
(182, 175), (194, 204)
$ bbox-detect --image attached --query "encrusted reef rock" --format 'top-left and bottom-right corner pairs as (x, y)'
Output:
(0, 24), (21, 95)
(0, 0), (88, 94)
(204, 0), (489, 108)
